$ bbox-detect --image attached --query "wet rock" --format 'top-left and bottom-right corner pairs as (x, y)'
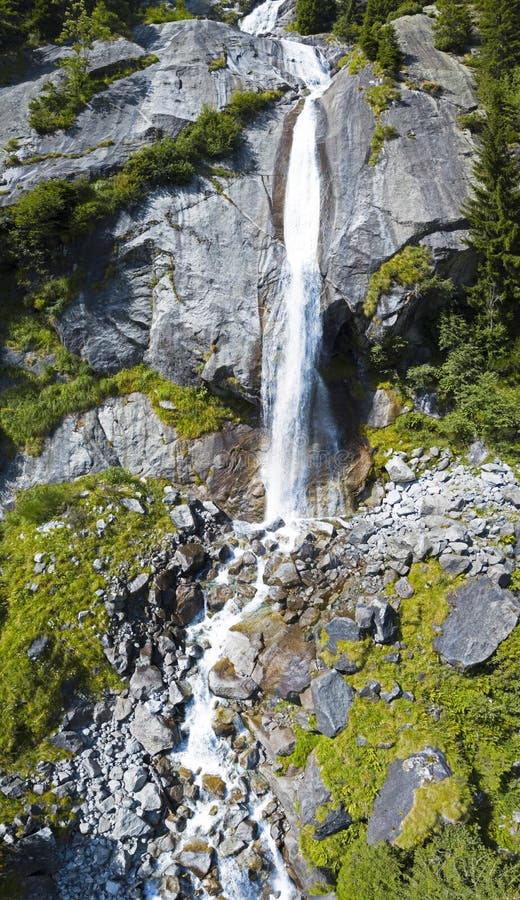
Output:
(208, 658), (258, 700)
(174, 582), (204, 626)
(211, 706), (237, 737)
(311, 670), (355, 739)
(201, 774), (226, 798)
(130, 703), (180, 756)
(367, 748), (452, 845)
(176, 839), (213, 879)
(434, 577), (520, 671)
(314, 805), (352, 840)
(257, 622), (315, 699)
(174, 543), (207, 576)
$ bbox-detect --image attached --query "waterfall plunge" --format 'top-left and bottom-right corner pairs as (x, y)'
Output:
(239, 0), (285, 35)
(262, 44), (338, 522)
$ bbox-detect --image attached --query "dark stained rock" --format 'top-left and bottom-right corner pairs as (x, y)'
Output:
(10, 827), (58, 876)
(49, 731), (84, 754)
(314, 805), (352, 840)
(371, 599), (398, 644)
(324, 617), (361, 653)
(367, 748), (451, 845)
(174, 543), (207, 576)
(174, 582), (204, 626)
(311, 670), (355, 738)
(434, 577), (520, 671)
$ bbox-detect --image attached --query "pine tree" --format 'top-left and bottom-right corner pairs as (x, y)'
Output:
(295, 0), (337, 35)
(478, 0), (520, 80)
(334, 0), (363, 41)
(464, 90), (520, 345)
(376, 23), (402, 77)
(433, 0), (472, 54)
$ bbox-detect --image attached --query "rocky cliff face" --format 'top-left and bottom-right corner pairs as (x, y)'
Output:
(0, 12), (476, 514)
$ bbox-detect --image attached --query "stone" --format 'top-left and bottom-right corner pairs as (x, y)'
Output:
(201, 774), (226, 798)
(439, 553), (471, 575)
(364, 388), (401, 429)
(174, 582), (204, 626)
(371, 599), (398, 644)
(298, 751), (351, 840)
(111, 808), (153, 841)
(257, 623), (315, 699)
(27, 635), (49, 660)
(208, 658), (258, 700)
(384, 457), (416, 484)
(121, 497), (145, 514)
(10, 827), (57, 876)
(434, 577), (520, 670)
(174, 543), (207, 576)
(264, 557), (301, 588)
(170, 504), (197, 533)
(212, 707), (236, 737)
(367, 748), (452, 845)
(176, 840), (213, 879)
(311, 670), (355, 739)
(504, 485), (520, 508)
(123, 766), (148, 794)
(130, 703), (180, 756)
(134, 782), (163, 812)
(394, 577), (414, 599)
(128, 572), (150, 597)
(129, 663), (164, 699)
(323, 617), (361, 653)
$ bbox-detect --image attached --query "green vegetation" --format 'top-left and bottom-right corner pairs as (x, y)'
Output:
(280, 560), (520, 891)
(295, 0), (337, 35)
(143, 0), (192, 23)
(209, 51), (227, 71)
(0, 362), (238, 454)
(364, 246), (432, 317)
(0, 470), (174, 767)
(433, 0), (472, 54)
(368, 121), (398, 166)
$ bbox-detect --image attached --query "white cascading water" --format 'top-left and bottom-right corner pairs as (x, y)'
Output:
(262, 42), (337, 522)
(239, 0), (285, 35)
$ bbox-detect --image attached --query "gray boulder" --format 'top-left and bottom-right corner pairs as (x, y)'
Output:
(174, 543), (207, 576)
(112, 809), (153, 841)
(299, 750), (351, 840)
(10, 827), (58, 876)
(176, 840), (213, 879)
(384, 457), (416, 485)
(434, 577), (520, 670)
(311, 670), (355, 738)
(439, 554), (471, 576)
(130, 703), (180, 755)
(324, 617), (361, 652)
(371, 599), (398, 644)
(367, 748), (451, 845)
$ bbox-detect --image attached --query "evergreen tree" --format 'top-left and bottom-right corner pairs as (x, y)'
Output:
(433, 0), (472, 54)
(376, 23), (402, 77)
(478, 0), (520, 80)
(464, 90), (520, 351)
(334, 0), (363, 41)
(295, 0), (336, 34)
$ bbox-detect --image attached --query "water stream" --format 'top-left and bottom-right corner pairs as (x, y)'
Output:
(150, 8), (339, 897)
(239, 0), (285, 35)
(261, 42), (339, 522)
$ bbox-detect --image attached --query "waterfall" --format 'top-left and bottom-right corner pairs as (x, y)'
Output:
(239, 0), (284, 35)
(262, 43), (337, 522)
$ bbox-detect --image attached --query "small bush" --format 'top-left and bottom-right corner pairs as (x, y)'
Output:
(369, 121), (398, 166)
(421, 80), (442, 95)
(209, 52), (227, 71)
(142, 0), (193, 23)
(386, 2), (423, 21)
(365, 82), (400, 116)
(364, 246), (432, 317)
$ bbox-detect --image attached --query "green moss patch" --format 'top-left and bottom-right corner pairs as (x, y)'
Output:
(0, 469), (174, 767)
(364, 246), (432, 318)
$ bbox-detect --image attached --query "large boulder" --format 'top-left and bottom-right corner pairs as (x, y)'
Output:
(434, 577), (520, 670)
(130, 703), (180, 756)
(311, 669), (355, 738)
(208, 657), (259, 700)
(299, 750), (351, 840)
(367, 748), (451, 845)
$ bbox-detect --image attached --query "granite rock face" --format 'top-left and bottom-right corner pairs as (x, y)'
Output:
(434, 577), (520, 670)
(320, 14), (476, 349)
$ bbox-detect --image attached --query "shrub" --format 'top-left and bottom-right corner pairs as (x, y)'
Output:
(143, 0), (193, 23)
(421, 80), (442, 94)
(209, 52), (227, 71)
(369, 121), (398, 166)
(386, 1), (423, 21)
(364, 246), (432, 317)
